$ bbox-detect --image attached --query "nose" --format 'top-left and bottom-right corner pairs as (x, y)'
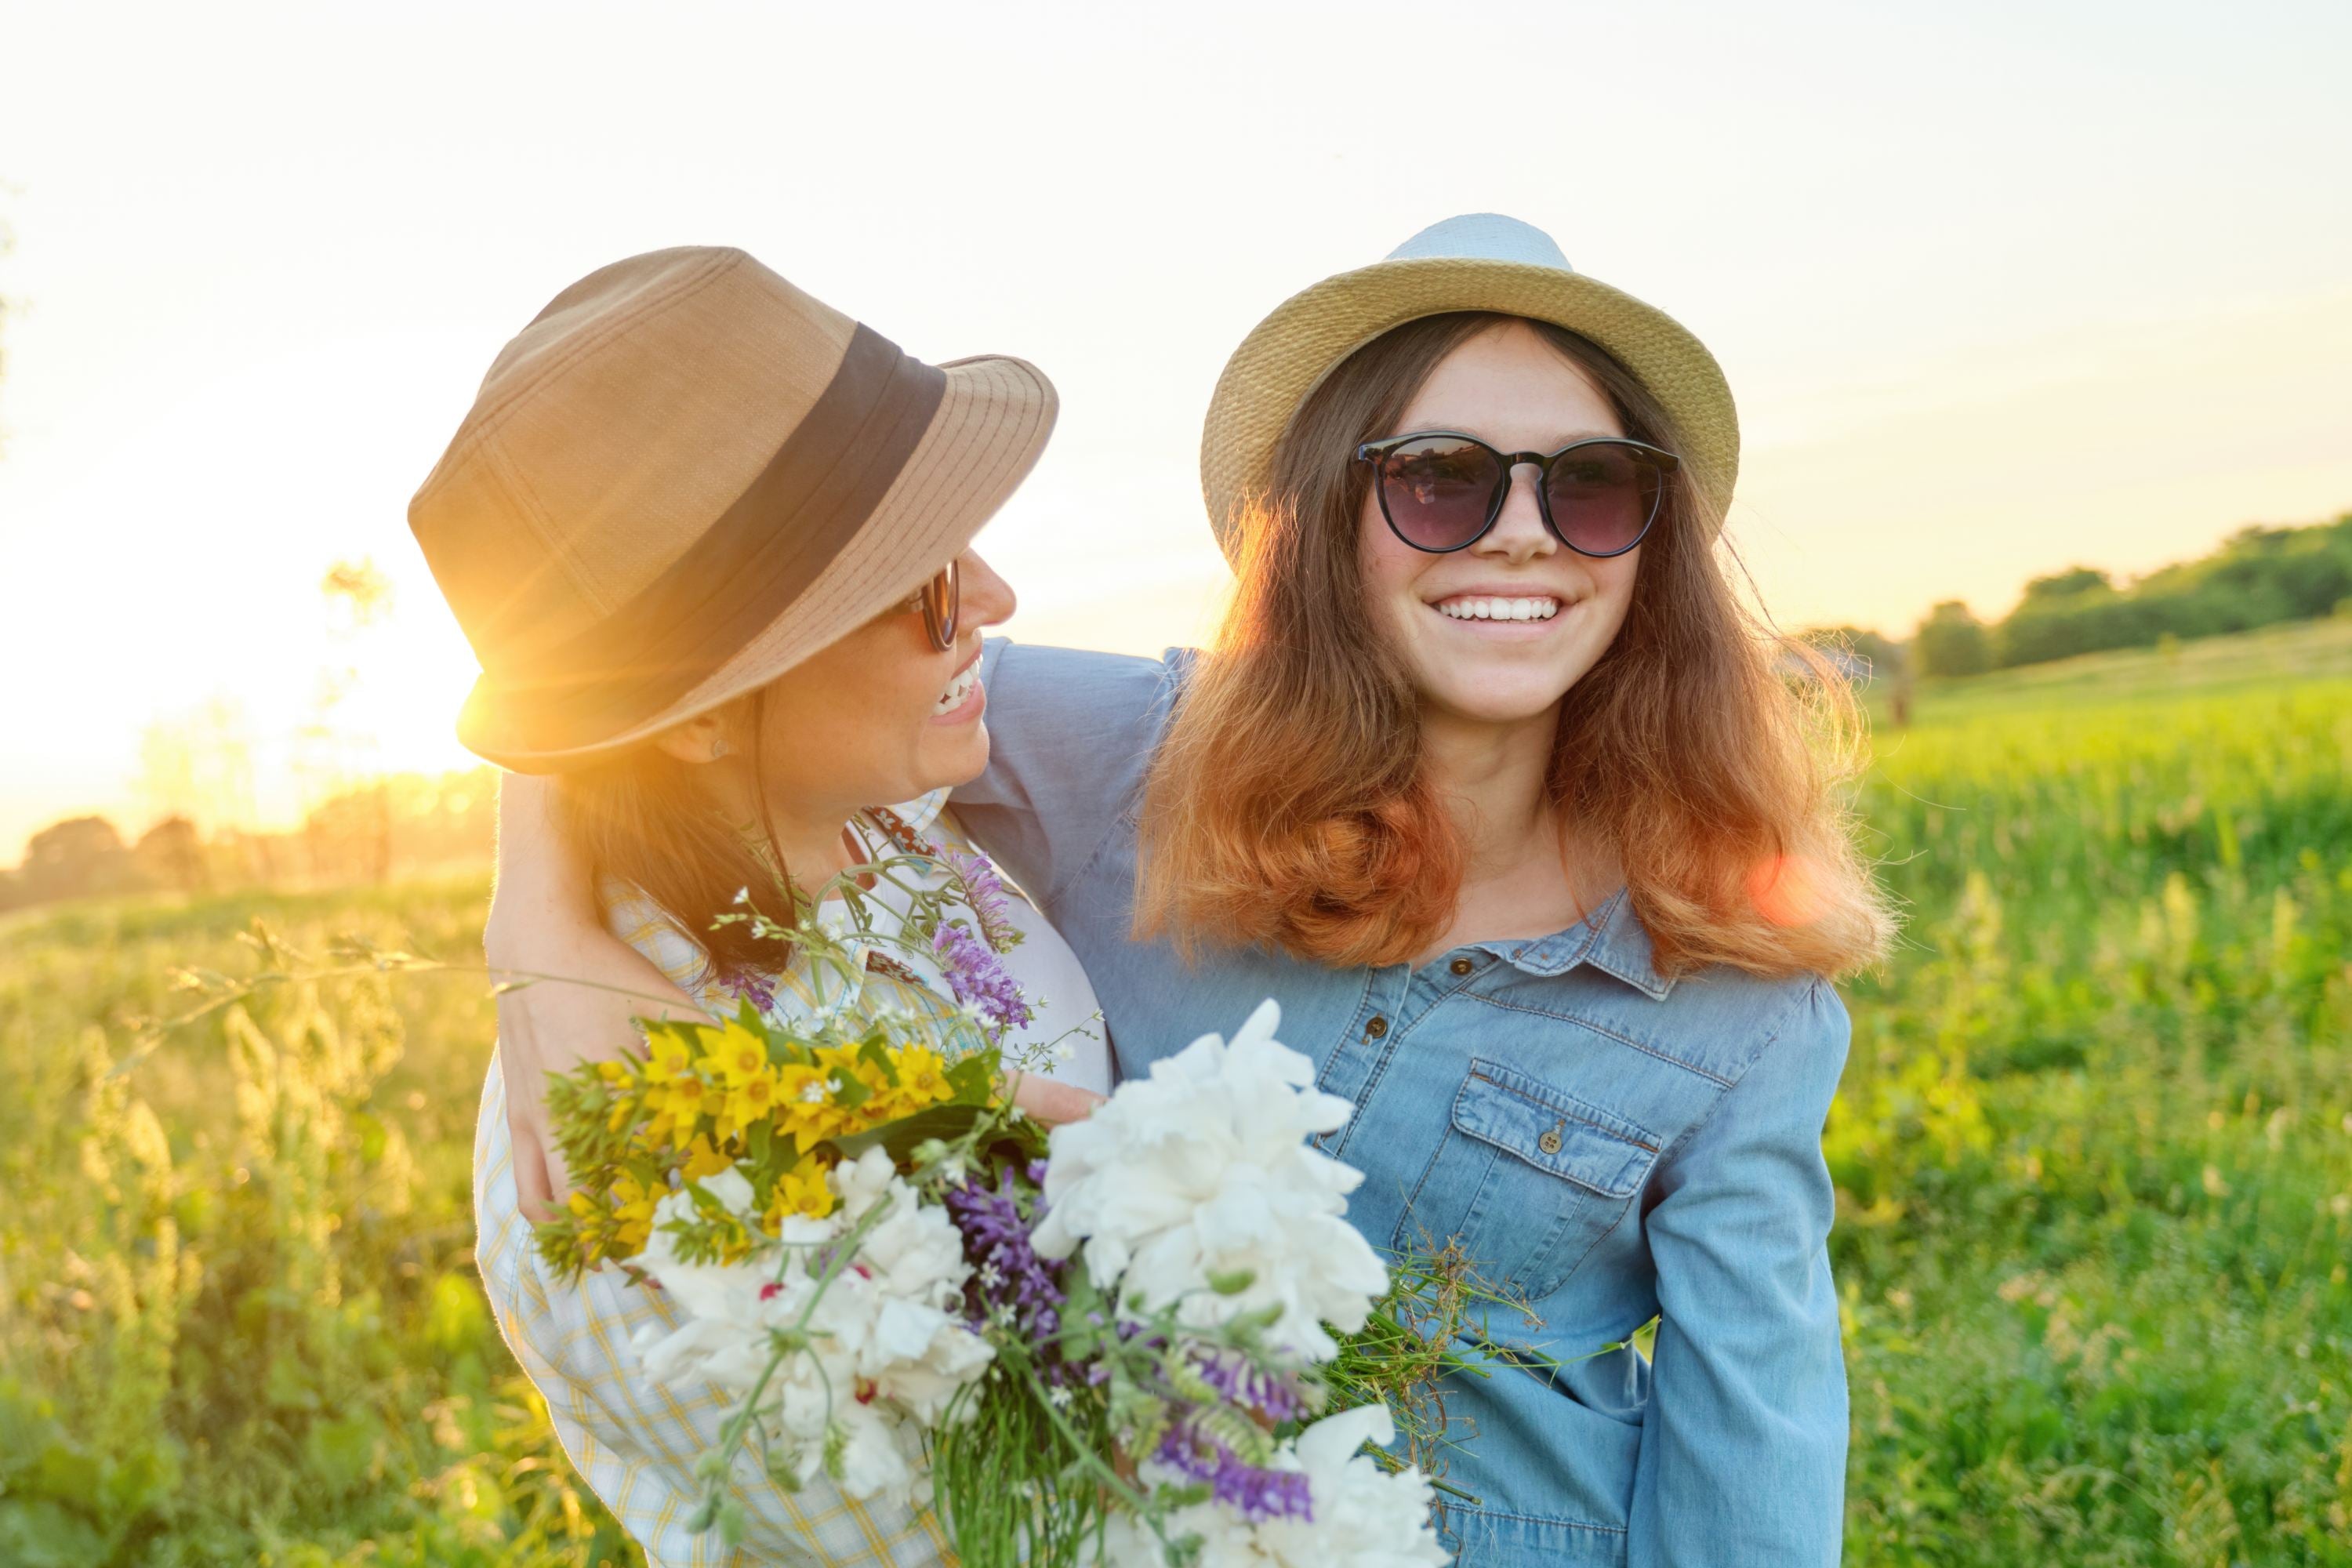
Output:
(1472, 463), (1558, 564)
(961, 548), (1017, 631)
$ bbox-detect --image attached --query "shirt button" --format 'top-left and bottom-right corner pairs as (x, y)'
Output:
(1538, 1126), (1565, 1156)
(1450, 957), (1474, 976)
(1365, 1015), (1388, 1039)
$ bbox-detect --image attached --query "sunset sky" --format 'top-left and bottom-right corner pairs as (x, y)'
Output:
(2, 1), (2348, 858)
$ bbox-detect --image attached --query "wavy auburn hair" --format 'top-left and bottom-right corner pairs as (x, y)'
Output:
(1138, 311), (1892, 981)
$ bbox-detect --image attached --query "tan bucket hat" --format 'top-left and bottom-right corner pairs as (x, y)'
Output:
(1199, 213), (1737, 562)
(409, 246), (1055, 771)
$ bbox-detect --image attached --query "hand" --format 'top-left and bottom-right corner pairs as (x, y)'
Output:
(490, 924), (710, 1221)
(1007, 1073), (1105, 1127)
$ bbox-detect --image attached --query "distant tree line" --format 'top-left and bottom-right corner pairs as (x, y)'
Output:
(0, 771), (499, 915)
(1909, 510), (2352, 677)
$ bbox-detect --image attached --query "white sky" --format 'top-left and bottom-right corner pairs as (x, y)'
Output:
(2, 0), (2349, 858)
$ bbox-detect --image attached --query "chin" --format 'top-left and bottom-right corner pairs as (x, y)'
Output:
(1425, 670), (1582, 726)
(922, 725), (993, 792)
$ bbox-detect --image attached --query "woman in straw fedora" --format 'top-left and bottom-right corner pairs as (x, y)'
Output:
(490, 216), (1891, 1565)
(411, 245), (1109, 1567)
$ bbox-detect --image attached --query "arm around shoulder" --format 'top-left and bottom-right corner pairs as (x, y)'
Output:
(486, 772), (710, 1221)
(952, 638), (1187, 908)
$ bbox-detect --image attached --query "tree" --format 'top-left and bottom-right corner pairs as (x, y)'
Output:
(20, 816), (145, 904)
(135, 815), (209, 893)
(2019, 565), (2113, 602)
(1914, 601), (1993, 678)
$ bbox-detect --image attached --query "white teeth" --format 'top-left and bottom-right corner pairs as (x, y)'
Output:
(933, 664), (979, 714)
(1435, 596), (1560, 622)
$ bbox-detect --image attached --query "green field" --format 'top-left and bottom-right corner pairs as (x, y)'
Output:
(4, 621), (2350, 1566)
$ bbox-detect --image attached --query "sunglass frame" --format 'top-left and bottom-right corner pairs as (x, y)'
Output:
(1354, 430), (1681, 557)
(914, 559), (960, 652)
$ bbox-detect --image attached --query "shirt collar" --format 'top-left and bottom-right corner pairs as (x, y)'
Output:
(888, 787), (950, 839)
(1488, 884), (1676, 1001)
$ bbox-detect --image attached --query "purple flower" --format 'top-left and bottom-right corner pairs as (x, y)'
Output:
(1156, 1417), (1315, 1523)
(946, 1169), (1074, 1381)
(1190, 1350), (1308, 1425)
(720, 972), (778, 1016)
(942, 848), (1019, 953)
(932, 921), (1033, 1042)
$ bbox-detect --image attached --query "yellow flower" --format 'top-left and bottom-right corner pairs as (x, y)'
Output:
(764, 1158), (836, 1231)
(702, 1019), (773, 1088)
(891, 1044), (953, 1112)
(646, 1035), (695, 1084)
(771, 1062), (843, 1142)
(717, 1069), (784, 1143)
(680, 1134), (735, 1181)
(610, 1171), (659, 1256)
(815, 1044), (897, 1127)
(650, 1073), (710, 1142)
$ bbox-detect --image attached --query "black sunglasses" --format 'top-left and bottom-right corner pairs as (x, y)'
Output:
(908, 558), (960, 652)
(1356, 430), (1679, 557)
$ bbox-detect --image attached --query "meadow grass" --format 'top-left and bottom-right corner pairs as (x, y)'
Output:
(2, 623), (2347, 1564)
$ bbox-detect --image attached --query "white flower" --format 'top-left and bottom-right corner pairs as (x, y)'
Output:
(1030, 1000), (1390, 1361)
(1100, 1405), (1449, 1568)
(626, 1150), (991, 1506)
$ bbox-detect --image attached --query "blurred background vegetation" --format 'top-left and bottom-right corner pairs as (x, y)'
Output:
(3, 612), (2347, 1565)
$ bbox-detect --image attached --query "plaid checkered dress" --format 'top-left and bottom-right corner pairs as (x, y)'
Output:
(474, 790), (989, 1566)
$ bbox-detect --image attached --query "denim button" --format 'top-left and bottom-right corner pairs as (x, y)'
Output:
(1366, 1015), (1388, 1038)
(1538, 1125), (1566, 1156)
(1450, 957), (1474, 976)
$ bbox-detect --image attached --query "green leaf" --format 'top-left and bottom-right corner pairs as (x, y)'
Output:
(857, 1039), (902, 1087)
(828, 1104), (989, 1163)
(946, 1052), (996, 1106)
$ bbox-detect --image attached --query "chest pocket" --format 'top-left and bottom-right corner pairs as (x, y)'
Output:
(1395, 1057), (1662, 1302)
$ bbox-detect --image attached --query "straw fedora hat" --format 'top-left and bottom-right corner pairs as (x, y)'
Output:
(1199, 213), (1737, 561)
(409, 245), (1055, 772)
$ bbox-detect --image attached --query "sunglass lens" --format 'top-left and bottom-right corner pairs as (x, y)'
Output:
(922, 561), (959, 650)
(1378, 437), (1502, 550)
(1544, 443), (1662, 555)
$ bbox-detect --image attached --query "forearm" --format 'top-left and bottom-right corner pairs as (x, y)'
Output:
(487, 772), (711, 1219)
(487, 772), (706, 1026)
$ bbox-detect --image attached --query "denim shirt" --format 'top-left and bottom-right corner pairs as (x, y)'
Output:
(953, 641), (1851, 1567)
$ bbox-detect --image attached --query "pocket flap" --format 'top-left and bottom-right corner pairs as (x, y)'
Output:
(1450, 1059), (1661, 1200)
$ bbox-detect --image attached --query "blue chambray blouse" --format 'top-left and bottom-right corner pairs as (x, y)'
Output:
(953, 639), (1853, 1568)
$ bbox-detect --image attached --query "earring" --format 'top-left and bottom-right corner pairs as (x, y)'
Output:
(709, 738), (729, 760)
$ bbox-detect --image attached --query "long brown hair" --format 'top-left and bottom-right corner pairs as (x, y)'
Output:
(550, 689), (796, 988)
(1138, 311), (1892, 981)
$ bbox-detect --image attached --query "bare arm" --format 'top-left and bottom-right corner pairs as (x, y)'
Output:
(486, 772), (710, 1221)
(485, 774), (1101, 1223)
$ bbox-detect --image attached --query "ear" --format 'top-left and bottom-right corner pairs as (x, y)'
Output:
(653, 711), (731, 765)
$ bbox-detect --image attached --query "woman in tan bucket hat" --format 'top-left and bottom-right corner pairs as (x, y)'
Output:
(492, 216), (1894, 1564)
(412, 245), (1109, 1566)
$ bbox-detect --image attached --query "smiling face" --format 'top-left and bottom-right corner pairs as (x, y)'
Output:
(1357, 320), (1641, 729)
(656, 548), (1015, 823)
(757, 549), (1014, 811)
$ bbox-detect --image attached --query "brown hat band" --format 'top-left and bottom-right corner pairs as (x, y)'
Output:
(494, 323), (947, 753)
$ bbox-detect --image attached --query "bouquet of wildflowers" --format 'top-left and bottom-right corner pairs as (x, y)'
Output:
(536, 839), (1461, 1566)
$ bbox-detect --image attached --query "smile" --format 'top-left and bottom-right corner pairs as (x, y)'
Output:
(932, 656), (982, 717)
(1431, 594), (1561, 622)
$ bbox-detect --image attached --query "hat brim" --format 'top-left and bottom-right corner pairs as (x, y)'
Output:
(1199, 256), (1738, 561)
(457, 351), (1057, 771)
